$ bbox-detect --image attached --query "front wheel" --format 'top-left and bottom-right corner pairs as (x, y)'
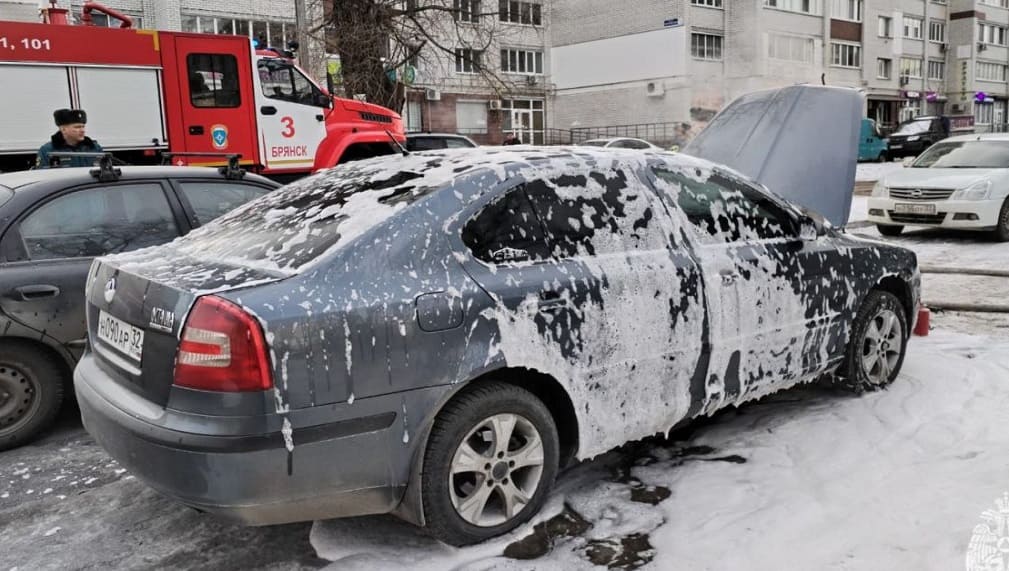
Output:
(877, 224), (904, 237)
(421, 382), (559, 546)
(877, 151), (888, 163)
(837, 291), (909, 392)
(992, 198), (1009, 242)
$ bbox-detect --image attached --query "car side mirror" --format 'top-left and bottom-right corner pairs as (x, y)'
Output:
(798, 215), (824, 241)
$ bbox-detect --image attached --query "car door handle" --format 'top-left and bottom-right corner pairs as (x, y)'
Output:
(261, 106), (278, 115)
(316, 114), (325, 121)
(12, 284), (60, 300)
(188, 125), (204, 135)
(720, 271), (740, 285)
(538, 291), (566, 311)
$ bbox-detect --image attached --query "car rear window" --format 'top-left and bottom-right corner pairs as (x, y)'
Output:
(0, 186), (11, 207)
(159, 156), (459, 275)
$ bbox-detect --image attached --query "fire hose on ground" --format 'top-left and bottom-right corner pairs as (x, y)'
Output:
(919, 265), (1009, 317)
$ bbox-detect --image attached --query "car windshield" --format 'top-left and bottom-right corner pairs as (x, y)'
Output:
(892, 119), (932, 136)
(0, 185), (12, 207)
(911, 141), (1009, 168)
(581, 140), (608, 147)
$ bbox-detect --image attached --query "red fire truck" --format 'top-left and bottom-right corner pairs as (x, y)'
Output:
(0, 2), (405, 179)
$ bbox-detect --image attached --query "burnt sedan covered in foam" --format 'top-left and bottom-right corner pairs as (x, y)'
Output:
(74, 86), (920, 545)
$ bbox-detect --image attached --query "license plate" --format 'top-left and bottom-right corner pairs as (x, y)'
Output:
(97, 310), (144, 362)
(891, 144), (903, 149)
(894, 203), (937, 215)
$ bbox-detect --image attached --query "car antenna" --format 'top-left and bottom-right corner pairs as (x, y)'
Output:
(386, 130), (410, 157)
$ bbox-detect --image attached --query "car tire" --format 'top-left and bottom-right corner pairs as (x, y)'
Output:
(992, 198), (1009, 242)
(421, 381), (559, 546)
(0, 343), (65, 451)
(877, 224), (904, 237)
(836, 290), (909, 393)
(876, 152), (888, 163)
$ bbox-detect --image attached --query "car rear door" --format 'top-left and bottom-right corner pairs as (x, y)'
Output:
(0, 181), (187, 360)
(454, 162), (707, 450)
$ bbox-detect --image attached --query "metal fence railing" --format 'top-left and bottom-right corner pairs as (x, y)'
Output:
(544, 122), (685, 148)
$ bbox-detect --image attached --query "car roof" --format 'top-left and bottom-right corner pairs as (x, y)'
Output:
(406, 133), (472, 139)
(0, 165), (278, 191)
(941, 132), (1009, 143)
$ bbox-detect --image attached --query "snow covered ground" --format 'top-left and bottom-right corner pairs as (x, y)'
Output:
(856, 161), (905, 182)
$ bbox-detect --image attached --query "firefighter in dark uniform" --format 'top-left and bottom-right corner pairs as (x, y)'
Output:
(36, 108), (104, 168)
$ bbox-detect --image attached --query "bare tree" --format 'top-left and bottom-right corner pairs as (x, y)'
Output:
(313, 0), (543, 111)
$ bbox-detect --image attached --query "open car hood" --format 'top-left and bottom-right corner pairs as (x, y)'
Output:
(683, 85), (862, 227)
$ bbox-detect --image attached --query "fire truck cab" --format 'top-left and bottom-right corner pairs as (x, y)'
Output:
(0, 5), (404, 178)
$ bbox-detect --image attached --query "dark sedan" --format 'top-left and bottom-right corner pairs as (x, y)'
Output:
(75, 86), (920, 546)
(0, 163), (279, 449)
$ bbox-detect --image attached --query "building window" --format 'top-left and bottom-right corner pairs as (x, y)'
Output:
(403, 100), (422, 132)
(768, 34), (815, 63)
(180, 14), (292, 47)
(977, 61), (1008, 82)
(929, 20), (946, 43)
(831, 42), (861, 68)
(980, 0), (1009, 7)
(501, 49), (544, 74)
(878, 16), (892, 38)
(763, 0), (822, 15)
(454, 0), (480, 23)
(877, 58), (891, 79)
(498, 1), (542, 26)
(927, 60), (945, 80)
(900, 57), (922, 79)
(976, 101), (994, 125)
(456, 101), (488, 134)
(979, 23), (1008, 46)
(455, 48), (483, 73)
(903, 17), (923, 39)
(72, 6), (144, 29)
(691, 33), (723, 60)
(691, 0), (722, 6)
(831, 0), (862, 21)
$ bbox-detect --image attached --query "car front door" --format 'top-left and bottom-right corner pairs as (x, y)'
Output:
(0, 182), (185, 360)
(254, 58), (330, 173)
(456, 163), (707, 454)
(650, 163), (836, 412)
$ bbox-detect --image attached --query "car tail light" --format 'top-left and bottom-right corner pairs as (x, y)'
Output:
(174, 295), (273, 392)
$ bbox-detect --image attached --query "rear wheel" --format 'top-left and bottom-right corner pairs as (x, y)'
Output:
(877, 224), (904, 237)
(0, 344), (65, 451)
(836, 291), (909, 392)
(992, 198), (1009, 242)
(421, 382), (559, 546)
(876, 151), (888, 163)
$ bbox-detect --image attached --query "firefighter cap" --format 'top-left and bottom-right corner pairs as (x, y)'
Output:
(54, 108), (87, 126)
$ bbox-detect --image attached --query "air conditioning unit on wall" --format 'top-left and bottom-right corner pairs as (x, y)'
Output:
(488, 99), (502, 110)
(646, 81), (665, 97)
(425, 88), (441, 101)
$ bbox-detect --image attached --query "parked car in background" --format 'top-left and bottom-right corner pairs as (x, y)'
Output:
(869, 133), (1009, 240)
(580, 137), (664, 150)
(74, 86), (920, 546)
(859, 118), (890, 162)
(0, 160), (280, 450)
(406, 133), (479, 152)
(886, 115), (950, 159)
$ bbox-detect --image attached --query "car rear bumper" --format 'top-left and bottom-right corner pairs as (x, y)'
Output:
(74, 353), (444, 526)
(866, 197), (1001, 230)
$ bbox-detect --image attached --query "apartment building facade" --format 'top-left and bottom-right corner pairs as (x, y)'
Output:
(400, 0), (551, 145)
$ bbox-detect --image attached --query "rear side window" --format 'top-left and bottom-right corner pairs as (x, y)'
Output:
(445, 138), (475, 149)
(19, 183), (180, 260)
(179, 181), (272, 225)
(462, 186), (550, 264)
(188, 54), (241, 108)
(523, 170), (668, 258)
(0, 186), (11, 207)
(407, 138), (445, 151)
